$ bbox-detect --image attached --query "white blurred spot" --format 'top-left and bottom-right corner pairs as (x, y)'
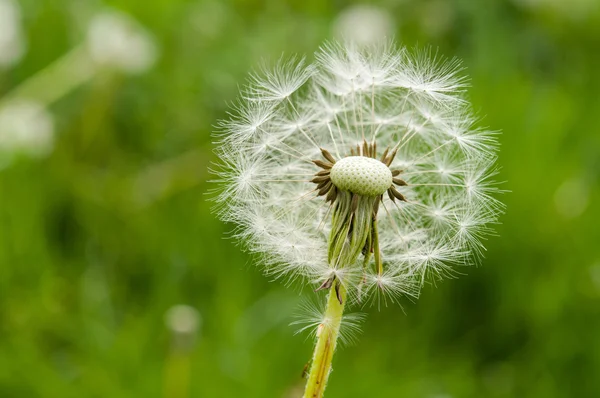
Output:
(86, 10), (158, 74)
(0, 0), (26, 67)
(332, 5), (395, 46)
(554, 175), (590, 219)
(165, 304), (201, 335)
(0, 100), (54, 158)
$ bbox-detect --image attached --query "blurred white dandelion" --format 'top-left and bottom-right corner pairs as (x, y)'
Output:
(0, 100), (54, 159)
(332, 5), (395, 47)
(212, 40), (503, 396)
(165, 304), (201, 351)
(0, 0), (26, 67)
(86, 10), (157, 74)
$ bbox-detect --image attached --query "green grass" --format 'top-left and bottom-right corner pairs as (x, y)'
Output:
(1, 0), (599, 397)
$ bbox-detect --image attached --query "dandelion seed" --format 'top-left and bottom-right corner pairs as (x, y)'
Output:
(212, 40), (503, 397)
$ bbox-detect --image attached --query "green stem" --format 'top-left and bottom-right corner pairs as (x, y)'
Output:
(373, 218), (382, 275)
(0, 46), (95, 109)
(303, 283), (347, 398)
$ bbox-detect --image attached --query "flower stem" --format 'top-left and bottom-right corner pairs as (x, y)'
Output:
(373, 218), (382, 275)
(303, 282), (347, 398)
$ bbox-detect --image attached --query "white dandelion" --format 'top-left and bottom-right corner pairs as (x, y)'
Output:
(332, 5), (396, 47)
(165, 304), (201, 351)
(212, 41), (503, 397)
(86, 10), (157, 74)
(0, 100), (54, 161)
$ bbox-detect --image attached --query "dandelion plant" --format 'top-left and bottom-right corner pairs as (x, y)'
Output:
(212, 41), (502, 397)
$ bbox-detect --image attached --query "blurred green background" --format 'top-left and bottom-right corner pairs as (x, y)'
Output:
(1, 0), (599, 397)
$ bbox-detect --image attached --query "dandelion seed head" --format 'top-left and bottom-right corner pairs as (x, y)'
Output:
(213, 40), (503, 308)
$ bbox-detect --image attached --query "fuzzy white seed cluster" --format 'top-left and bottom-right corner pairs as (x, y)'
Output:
(0, 100), (54, 160)
(330, 156), (392, 197)
(86, 10), (157, 74)
(213, 41), (503, 306)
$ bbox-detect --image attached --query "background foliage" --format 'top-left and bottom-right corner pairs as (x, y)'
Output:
(1, 0), (599, 397)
